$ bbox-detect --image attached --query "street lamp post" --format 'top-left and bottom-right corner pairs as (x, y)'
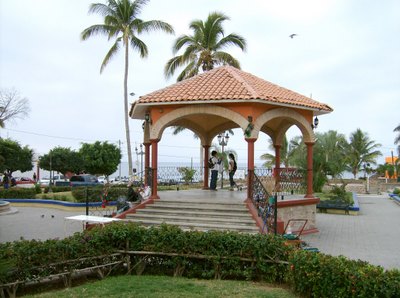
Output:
(217, 132), (229, 189)
(135, 144), (145, 183)
(364, 162), (370, 193)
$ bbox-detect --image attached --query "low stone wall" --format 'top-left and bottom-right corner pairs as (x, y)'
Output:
(277, 198), (319, 234)
(323, 183), (364, 194)
(324, 179), (400, 194)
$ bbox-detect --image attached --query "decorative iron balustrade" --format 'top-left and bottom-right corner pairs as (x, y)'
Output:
(254, 167), (305, 195)
(80, 186), (118, 217)
(153, 166), (203, 185)
(278, 168), (306, 195)
(250, 170), (277, 235)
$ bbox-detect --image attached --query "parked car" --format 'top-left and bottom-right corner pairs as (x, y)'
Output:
(53, 174), (67, 182)
(39, 177), (50, 187)
(97, 176), (106, 184)
(110, 177), (129, 185)
(53, 174), (69, 187)
(69, 174), (100, 187)
(158, 178), (178, 186)
(14, 177), (36, 188)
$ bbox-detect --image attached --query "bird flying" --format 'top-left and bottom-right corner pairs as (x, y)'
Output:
(289, 34), (298, 39)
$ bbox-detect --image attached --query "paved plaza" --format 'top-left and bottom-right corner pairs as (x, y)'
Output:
(0, 192), (399, 270)
(302, 193), (400, 270)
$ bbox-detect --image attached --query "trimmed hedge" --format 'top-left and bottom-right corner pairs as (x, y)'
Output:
(288, 250), (400, 297)
(0, 188), (37, 199)
(0, 223), (292, 285)
(0, 223), (399, 297)
(43, 186), (71, 193)
(71, 185), (128, 203)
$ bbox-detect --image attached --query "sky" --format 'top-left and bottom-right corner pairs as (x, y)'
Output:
(1, 0), (399, 177)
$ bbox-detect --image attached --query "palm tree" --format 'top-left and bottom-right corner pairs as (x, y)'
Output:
(81, 0), (174, 176)
(394, 123), (400, 156)
(164, 11), (247, 81)
(345, 128), (382, 178)
(260, 136), (293, 168)
(316, 130), (348, 178)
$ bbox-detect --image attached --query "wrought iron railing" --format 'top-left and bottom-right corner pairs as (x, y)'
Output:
(154, 166), (203, 185)
(254, 167), (305, 195)
(278, 168), (306, 195)
(249, 170), (277, 235)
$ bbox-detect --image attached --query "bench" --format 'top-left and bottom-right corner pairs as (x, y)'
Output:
(317, 202), (350, 214)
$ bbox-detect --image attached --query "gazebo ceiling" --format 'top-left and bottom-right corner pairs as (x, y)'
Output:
(170, 114), (239, 135)
(130, 65), (333, 119)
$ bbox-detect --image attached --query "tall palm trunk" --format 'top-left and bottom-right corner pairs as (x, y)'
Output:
(124, 36), (133, 176)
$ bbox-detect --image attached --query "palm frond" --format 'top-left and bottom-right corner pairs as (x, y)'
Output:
(173, 35), (198, 54)
(138, 20), (174, 34)
(216, 33), (247, 51)
(164, 55), (185, 78)
(129, 35), (148, 58)
(213, 52), (240, 68)
(100, 38), (121, 73)
(81, 24), (113, 40)
(88, 3), (115, 18)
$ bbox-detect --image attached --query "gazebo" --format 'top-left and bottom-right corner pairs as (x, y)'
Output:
(130, 65), (332, 204)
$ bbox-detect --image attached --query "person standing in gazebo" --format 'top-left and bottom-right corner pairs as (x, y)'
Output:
(228, 153), (238, 191)
(209, 150), (220, 191)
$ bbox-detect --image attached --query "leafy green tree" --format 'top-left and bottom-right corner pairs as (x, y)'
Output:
(288, 131), (348, 192)
(164, 11), (247, 81)
(39, 147), (84, 175)
(316, 130), (348, 178)
(394, 123), (400, 156)
(177, 167), (196, 184)
(345, 128), (382, 178)
(376, 163), (388, 177)
(0, 138), (33, 174)
(81, 0), (174, 176)
(79, 141), (121, 176)
(289, 135), (328, 192)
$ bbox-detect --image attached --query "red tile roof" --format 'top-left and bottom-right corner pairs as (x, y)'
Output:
(137, 66), (332, 112)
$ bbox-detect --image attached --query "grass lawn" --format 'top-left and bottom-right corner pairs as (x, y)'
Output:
(24, 275), (297, 298)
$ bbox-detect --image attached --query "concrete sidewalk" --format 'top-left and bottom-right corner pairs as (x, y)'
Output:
(302, 193), (400, 270)
(0, 207), (85, 243)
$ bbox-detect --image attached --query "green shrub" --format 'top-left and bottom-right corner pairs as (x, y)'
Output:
(34, 184), (42, 194)
(1, 224), (399, 297)
(0, 188), (36, 199)
(177, 167), (196, 184)
(393, 188), (400, 195)
(330, 182), (347, 198)
(71, 186), (127, 203)
(43, 186), (71, 193)
(0, 223), (293, 285)
(288, 250), (400, 297)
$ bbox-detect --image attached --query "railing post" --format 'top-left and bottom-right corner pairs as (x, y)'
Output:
(274, 193), (278, 235)
(248, 169), (254, 201)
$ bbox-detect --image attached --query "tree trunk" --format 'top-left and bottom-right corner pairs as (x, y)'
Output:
(124, 38), (133, 176)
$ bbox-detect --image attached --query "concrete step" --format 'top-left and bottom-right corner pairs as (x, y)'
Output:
(146, 202), (247, 212)
(123, 218), (259, 233)
(133, 208), (251, 218)
(127, 213), (256, 225)
(123, 195), (259, 234)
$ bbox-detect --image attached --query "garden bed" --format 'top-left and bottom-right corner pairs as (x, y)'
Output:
(316, 192), (359, 215)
